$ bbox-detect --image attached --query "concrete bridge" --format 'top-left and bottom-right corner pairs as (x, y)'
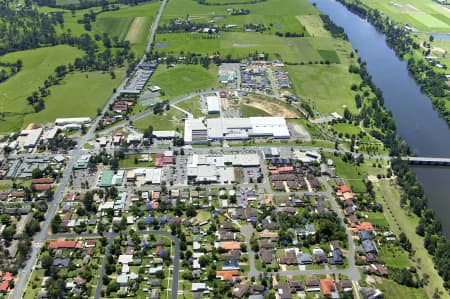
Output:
(403, 157), (450, 166)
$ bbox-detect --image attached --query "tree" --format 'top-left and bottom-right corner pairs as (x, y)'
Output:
(32, 168), (43, 179)
(41, 254), (54, 271)
(2, 226), (15, 242)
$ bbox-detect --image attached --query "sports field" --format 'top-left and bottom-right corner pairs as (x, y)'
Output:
(0, 46), (84, 132)
(146, 64), (219, 99)
(357, 0), (450, 32)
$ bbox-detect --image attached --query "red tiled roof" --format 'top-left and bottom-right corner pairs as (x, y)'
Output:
(352, 222), (374, 232)
(221, 242), (241, 250)
(338, 185), (352, 194)
(32, 178), (54, 184)
(33, 184), (51, 191)
(320, 276), (336, 296)
(216, 270), (240, 281)
(0, 272), (14, 292)
(48, 239), (82, 249)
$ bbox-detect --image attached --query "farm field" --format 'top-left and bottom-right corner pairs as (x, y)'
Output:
(22, 69), (125, 126)
(146, 64), (219, 99)
(353, 0), (450, 32)
(286, 64), (360, 116)
(0, 45), (84, 132)
(94, 2), (160, 55)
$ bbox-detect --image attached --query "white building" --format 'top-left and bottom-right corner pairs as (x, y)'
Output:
(17, 128), (43, 149)
(206, 96), (220, 114)
(207, 117), (290, 141)
(184, 119), (208, 144)
(55, 117), (91, 126)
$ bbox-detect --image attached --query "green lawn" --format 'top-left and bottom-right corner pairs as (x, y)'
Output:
(332, 123), (362, 136)
(176, 96), (204, 118)
(147, 64), (219, 99)
(23, 68), (125, 125)
(119, 153), (155, 168)
(134, 108), (185, 131)
(286, 64), (360, 116)
(376, 278), (428, 299)
(0, 45), (84, 132)
(378, 245), (412, 268)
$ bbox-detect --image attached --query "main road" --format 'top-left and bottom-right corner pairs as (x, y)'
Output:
(9, 0), (168, 298)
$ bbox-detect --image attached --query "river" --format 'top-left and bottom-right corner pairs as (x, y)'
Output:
(312, 0), (450, 237)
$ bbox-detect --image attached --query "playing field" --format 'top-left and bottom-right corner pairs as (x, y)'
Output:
(0, 46), (84, 132)
(146, 64), (219, 99)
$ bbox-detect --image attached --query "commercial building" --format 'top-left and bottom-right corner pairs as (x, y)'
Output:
(184, 119), (208, 144)
(207, 117), (290, 140)
(55, 117), (91, 126)
(206, 96), (220, 114)
(17, 128), (43, 149)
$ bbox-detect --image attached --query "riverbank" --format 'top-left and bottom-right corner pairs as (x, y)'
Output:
(336, 0), (450, 126)
(311, 0), (450, 295)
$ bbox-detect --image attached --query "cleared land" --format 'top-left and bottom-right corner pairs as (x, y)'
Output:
(376, 278), (428, 299)
(240, 97), (300, 118)
(176, 96), (203, 118)
(0, 46), (84, 132)
(125, 16), (147, 43)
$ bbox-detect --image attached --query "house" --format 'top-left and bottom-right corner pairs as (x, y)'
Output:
(118, 254), (133, 264)
(279, 250), (298, 265)
(275, 283), (292, 299)
(376, 264), (388, 276)
(359, 230), (373, 241)
(260, 249), (274, 264)
(0, 272), (13, 293)
(288, 279), (304, 292)
(222, 259), (240, 270)
(53, 258), (71, 267)
(232, 284), (249, 298)
(297, 224), (315, 237)
(299, 253), (313, 265)
(336, 280), (353, 292)
(361, 239), (378, 254)
(353, 221), (374, 232)
(360, 287), (383, 299)
(330, 248), (344, 265)
(48, 239), (82, 249)
(305, 276), (320, 292)
(314, 252), (328, 264)
(259, 239), (275, 249)
(220, 242), (241, 251)
(191, 283), (206, 292)
(216, 270), (240, 281)
(320, 276), (338, 298)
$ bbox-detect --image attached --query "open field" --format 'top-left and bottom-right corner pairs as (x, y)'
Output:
(146, 64), (219, 99)
(375, 278), (428, 299)
(240, 97), (300, 118)
(375, 180), (447, 298)
(297, 15), (332, 38)
(176, 96), (203, 118)
(286, 64), (360, 116)
(133, 108), (185, 131)
(355, 0), (450, 32)
(22, 69), (125, 125)
(239, 104), (270, 117)
(94, 2), (160, 55)
(0, 46), (84, 132)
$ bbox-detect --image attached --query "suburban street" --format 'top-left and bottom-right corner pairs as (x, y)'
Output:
(8, 0), (168, 298)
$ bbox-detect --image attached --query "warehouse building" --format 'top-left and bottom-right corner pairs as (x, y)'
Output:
(17, 128), (43, 149)
(55, 117), (91, 126)
(206, 96), (220, 114)
(184, 119), (208, 144)
(207, 117), (290, 140)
